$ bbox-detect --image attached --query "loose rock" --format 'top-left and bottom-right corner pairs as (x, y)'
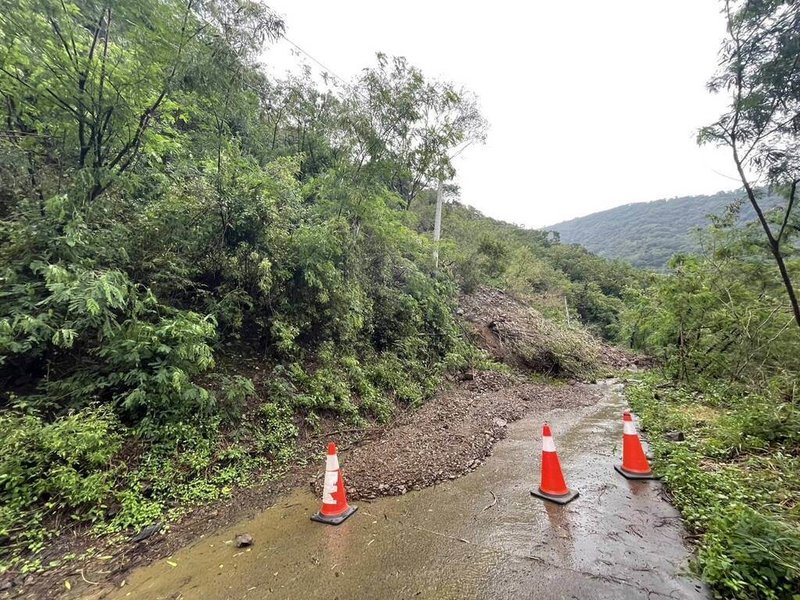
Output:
(234, 533), (253, 548)
(325, 374), (600, 502)
(664, 431), (685, 442)
(131, 522), (162, 543)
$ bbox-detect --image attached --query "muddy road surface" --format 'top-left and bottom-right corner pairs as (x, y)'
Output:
(94, 380), (706, 600)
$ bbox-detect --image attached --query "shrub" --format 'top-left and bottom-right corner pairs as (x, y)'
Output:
(628, 376), (800, 599)
(0, 407), (121, 559)
(699, 506), (800, 600)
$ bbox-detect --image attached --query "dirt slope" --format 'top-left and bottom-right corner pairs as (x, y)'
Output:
(460, 287), (644, 374)
(340, 373), (601, 501)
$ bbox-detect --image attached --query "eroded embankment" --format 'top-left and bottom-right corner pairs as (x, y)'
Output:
(459, 287), (646, 375)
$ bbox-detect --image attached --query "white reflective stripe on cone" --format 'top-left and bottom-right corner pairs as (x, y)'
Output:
(325, 453), (340, 472)
(542, 435), (556, 452)
(623, 420), (637, 436)
(322, 471), (338, 504)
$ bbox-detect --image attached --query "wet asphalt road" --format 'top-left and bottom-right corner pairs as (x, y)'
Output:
(102, 380), (708, 600)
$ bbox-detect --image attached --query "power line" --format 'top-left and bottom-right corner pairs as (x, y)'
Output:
(449, 140), (474, 160)
(711, 167), (746, 183)
(281, 35), (350, 89)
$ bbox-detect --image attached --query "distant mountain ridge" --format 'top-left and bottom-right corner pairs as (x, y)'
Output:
(546, 191), (782, 269)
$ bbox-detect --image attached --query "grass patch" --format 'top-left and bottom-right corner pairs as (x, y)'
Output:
(627, 374), (800, 599)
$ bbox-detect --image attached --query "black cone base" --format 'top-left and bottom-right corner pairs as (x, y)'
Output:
(614, 464), (659, 480)
(531, 488), (579, 505)
(310, 505), (357, 525)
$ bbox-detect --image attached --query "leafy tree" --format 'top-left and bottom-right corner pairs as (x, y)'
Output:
(622, 205), (799, 383)
(0, 0), (280, 205)
(346, 54), (487, 209)
(700, 0), (800, 328)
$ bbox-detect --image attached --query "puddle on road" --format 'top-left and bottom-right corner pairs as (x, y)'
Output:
(100, 381), (707, 600)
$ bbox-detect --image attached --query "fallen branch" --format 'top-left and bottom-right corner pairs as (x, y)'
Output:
(412, 525), (470, 544)
(479, 490), (497, 513)
(78, 569), (99, 585)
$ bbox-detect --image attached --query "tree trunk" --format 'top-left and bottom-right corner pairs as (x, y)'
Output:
(733, 145), (800, 330)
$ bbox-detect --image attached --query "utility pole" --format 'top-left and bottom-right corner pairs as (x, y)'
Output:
(433, 179), (443, 269)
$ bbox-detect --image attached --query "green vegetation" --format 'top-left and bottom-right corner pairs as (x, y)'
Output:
(620, 3), (800, 596)
(622, 200), (800, 600)
(415, 195), (644, 340)
(0, 0), (633, 575)
(627, 376), (800, 600)
(6, 1), (795, 595)
(549, 191), (783, 270)
(622, 204), (799, 384)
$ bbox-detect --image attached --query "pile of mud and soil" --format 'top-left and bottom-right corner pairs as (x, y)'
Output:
(336, 372), (601, 500)
(7, 372), (605, 600)
(460, 287), (646, 374)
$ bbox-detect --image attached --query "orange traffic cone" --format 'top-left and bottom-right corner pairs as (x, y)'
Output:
(615, 411), (657, 480)
(311, 442), (358, 525)
(531, 423), (579, 505)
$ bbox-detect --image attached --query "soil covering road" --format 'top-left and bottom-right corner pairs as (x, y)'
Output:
(35, 372), (604, 600)
(338, 372), (602, 501)
(92, 380), (707, 600)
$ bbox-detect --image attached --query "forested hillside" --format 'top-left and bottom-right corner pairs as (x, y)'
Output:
(3, 1), (799, 598)
(413, 194), (644, 340)
(0, 0), (636, 576)
(549, 191), (783, 269)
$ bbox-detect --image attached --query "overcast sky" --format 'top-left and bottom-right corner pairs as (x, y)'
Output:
(264, 1), (736, 228)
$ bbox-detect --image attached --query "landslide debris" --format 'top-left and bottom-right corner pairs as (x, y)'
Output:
(339, 371), (602, 501)
(460, 287), (642, 376)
